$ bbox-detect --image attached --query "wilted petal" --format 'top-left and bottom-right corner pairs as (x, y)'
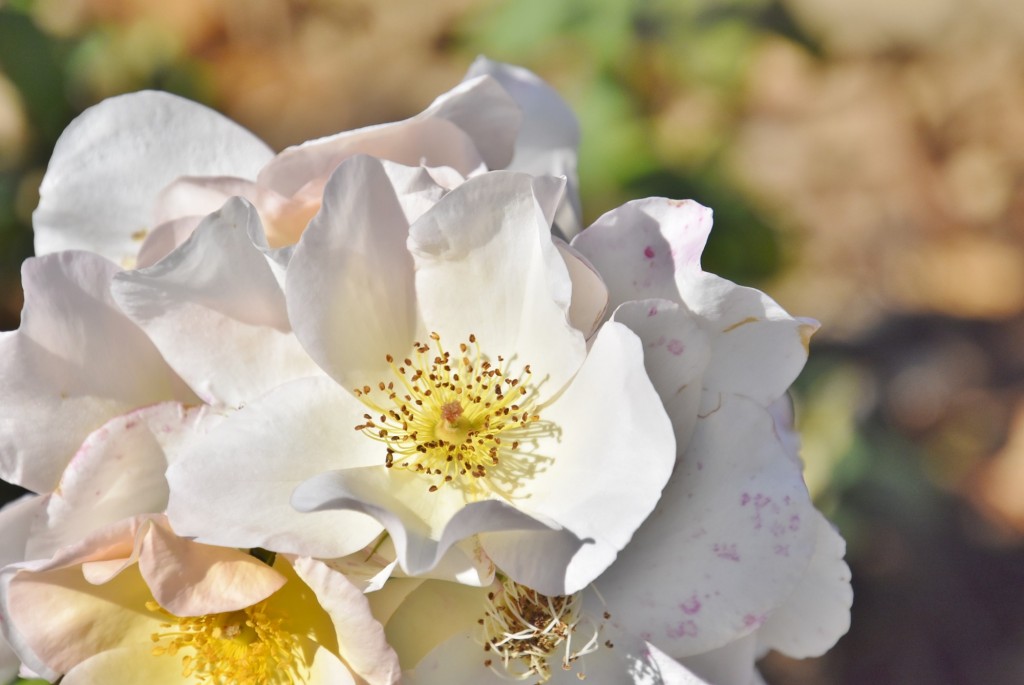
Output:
(113, 198), (322, 407)
(0, 251), (193, 492)
(166, 377), (382, 558)
(598, 397), (817, 658)
(34, 91), (272, 267)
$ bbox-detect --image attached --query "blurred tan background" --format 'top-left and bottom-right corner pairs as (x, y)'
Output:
(2, 0), (1024, 683)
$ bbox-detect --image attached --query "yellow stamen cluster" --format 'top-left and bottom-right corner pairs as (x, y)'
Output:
(480, 578), (601, 682)
(147, 599), (305, 685)
(354, 333), (557, 496)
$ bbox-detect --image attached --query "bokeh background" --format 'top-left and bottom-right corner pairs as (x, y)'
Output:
(2, 0), (1024, 683)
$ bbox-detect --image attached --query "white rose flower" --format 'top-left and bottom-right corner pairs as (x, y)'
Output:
(165, 156), (675, 597)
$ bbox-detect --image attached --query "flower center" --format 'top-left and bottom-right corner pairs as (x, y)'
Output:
(480, 578), (601, 682)
(147, 599), (305, 685)
(354, 333), (558, 497)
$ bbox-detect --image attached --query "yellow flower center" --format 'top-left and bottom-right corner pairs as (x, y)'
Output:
(480, 578), (601, 682)
(147, 599), (305, 684)
(354, 333), (559, 497)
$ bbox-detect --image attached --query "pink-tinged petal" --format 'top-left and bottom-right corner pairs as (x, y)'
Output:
(259, 75), (519, 197)
(292, 466), (555, 577)
(679, 272), (818, 406)
(60, 645), (191, 685)
(152, 175), (258, 226)
(409, 171), (586, 394)
(755, 511), (852, 658)
(138, 521), (286, 617)
(508, 322), (675, 594)
(598, 396), (818, 658)
(5, 558), (159, 675)
(113, 198), (322, 407)
(571, 198), (713, 309)
(166, 377), (383, 558)
(135, 216), (202, 269)
(466, 57), (582, 236)
(612, 299), (711, 450)
(680, 634), (760, 685)
(34, 91), (272, 267)
(558, 241), (608, 340)
(25, 403), (212, 561)
(287, 155), (416, 390)
(291, 557), (400, 685)
(0, 251), (194, 493)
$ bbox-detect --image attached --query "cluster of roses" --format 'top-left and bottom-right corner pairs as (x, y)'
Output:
(0, 59), (850, 685)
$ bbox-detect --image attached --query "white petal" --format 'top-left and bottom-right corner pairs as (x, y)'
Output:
(407, 617), (710, 685)
(34, 91), (272, 267)
(466, 57), (582, 236)
(511, 322), (675, 594)
(291, 557), (400, 685)
(612, 299), (711, 450)
(113, 198), (322, 407)
(0, 495), (42, 568)
(287, 155), (417, 391)
(598, 396), (818, 658)
(152, 175), (258, 226)
(0, 251), (193, 492)
(134, 216), (201, 269)
(571, 198), (714, 309)
(678, 272), (817, 406)
(59, 645), (190, 685)
(558, 240), (608, 340)
(409, 171), (586, 394)
(166, 377), (383, 558)
(755, 510), (852, 658)
(292, 467), (554, 578)
(258, 76), (520, 197)
(680, 634), (760, 685)
(25, 403), (211, 561)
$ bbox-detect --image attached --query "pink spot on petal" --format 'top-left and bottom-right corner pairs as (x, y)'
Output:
(680, 595), (702, 615)
(667, 339), (684, 355)
(644, 246), (656, 259)
(667, 620), (698, 639)
(648, 306), (659, 317)
(789, 514), (801, 531)
(713, 543), (740, 562)
(740, 492), (751, 506)
(743, 614), (766, 629)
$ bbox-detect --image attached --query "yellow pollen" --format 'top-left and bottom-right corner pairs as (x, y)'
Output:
(480, 578), (601, 682)
(354, 333), (559, 496)
(147, 599), (305, 685)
